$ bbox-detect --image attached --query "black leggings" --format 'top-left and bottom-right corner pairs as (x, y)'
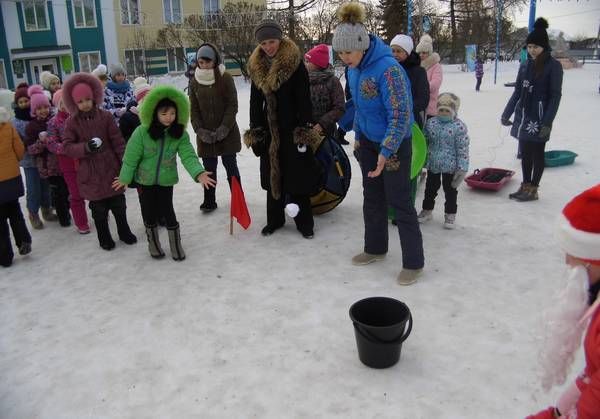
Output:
(139, 185), (178, 228)
(520, 140), (546, 186)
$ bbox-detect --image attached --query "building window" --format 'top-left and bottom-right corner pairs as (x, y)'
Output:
(163, 0), (181, 23)
(167, 48), (185, 72)
(0, 60), (7, 89)
(125, 49), (145, 76)
(22, 1), (50, 31)
(79, 52), (101, 73)
(73, 0), (97, 27)
(120, 0), (140, 24)
(204, 0), (218, 13)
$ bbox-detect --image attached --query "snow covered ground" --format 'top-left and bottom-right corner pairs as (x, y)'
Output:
(1, 62), (598, 419)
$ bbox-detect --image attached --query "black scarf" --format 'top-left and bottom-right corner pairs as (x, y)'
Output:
(14, 107), (32, 121)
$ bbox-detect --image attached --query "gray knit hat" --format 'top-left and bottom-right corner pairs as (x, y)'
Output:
(196, 44), (217, 63)
(255, 19), (283, 42)
(332, 3), (370, 52)
(109, 62), (126, 76)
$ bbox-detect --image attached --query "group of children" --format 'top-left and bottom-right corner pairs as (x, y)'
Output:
(1, 32), (472, 267)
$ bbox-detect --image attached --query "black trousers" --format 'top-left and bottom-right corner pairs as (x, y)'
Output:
(520, 140), (546, 186)
(0, 200), (31, 267)
(475, 77), (482, 91)
(139, 185), (178, 228)
(48, 176), (71, 226)
(89, 194), (132, 241)
(358, 138), (424, 270)
(266, 192), (313, 234)
(422, 172), (458, 214)
(201, 154), (240, 204)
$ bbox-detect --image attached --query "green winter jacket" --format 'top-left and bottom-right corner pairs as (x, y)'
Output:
(119, 125), (205, 186)
(119, 84), (205, 186)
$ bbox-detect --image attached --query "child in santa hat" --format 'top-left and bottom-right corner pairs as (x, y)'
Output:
(527, 184), (600, 419)
(304, 44), (345, 140)
(46, 89), (90, 234)
(61, 72), (137, 250)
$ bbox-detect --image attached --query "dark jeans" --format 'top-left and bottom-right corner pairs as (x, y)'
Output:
(48, 176), (71, 226)
(201, 154), (240, 204)
(520, 140), (546, 186)
(0, 200), (32, 267)
(23, 167), (51, 214)
(422, 171), (458, 214)
(139, 185), (178, 228)
(89, 194), (132, 242)
(475, 77), (482, 91)
(358, 137), (424, 270)
(266, 191), (313, 234)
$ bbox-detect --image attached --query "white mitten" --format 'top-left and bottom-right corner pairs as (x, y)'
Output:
(451, 170), (467, 189)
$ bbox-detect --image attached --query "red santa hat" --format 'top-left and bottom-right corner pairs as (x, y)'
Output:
(557, 184), (600, 265)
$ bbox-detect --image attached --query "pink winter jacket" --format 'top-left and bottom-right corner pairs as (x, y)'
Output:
(422, 53), (443, 116)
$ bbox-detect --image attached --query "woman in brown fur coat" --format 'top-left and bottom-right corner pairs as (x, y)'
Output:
(244, 19), (322, 239)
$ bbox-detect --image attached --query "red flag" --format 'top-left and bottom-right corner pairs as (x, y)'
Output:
(230, 176), (251, 231)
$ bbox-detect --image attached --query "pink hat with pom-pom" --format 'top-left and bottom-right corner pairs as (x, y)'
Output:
(28, 85), (50, 117)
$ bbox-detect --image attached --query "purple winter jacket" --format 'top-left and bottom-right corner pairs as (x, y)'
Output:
(62, 108), (126, 201)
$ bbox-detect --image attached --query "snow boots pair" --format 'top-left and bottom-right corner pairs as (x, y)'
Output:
(509, 183), (539, 202)
(144, 223), (185, 261)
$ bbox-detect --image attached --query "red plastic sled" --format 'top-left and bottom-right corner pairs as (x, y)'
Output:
(465, 168), (516, 191)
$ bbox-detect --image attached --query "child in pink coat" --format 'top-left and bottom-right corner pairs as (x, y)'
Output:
(416, 34), (443, 118)
(47, 89), (90, 234)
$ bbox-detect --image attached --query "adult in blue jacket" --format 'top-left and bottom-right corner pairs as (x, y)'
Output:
(333, 2), (424, 285)
(502, 18), (563, 202)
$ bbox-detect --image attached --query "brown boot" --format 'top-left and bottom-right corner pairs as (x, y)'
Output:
(509, 183), (529, 200)
(515, 184), (539, 202)
(41, 207), (58, 222)
(29, 212), (44, 230)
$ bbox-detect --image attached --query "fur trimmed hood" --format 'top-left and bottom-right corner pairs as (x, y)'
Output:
(62, 72), (104, 114)
(139, 85), (189, 128)
(421, 52), (441, 71)
(247, 38), (302, 94)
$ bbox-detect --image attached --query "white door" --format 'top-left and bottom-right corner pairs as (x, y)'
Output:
(30, 58), (58, 84)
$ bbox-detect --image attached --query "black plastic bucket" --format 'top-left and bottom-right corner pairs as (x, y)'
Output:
(349, 297), (413, 369)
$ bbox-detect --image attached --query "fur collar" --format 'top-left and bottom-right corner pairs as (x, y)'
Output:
(247, 38), (302, 94)
(421, 52), (440, 70)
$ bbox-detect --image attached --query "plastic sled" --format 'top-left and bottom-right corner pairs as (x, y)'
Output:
(465, 168), (515, 191)
(544, 150), (577, 167)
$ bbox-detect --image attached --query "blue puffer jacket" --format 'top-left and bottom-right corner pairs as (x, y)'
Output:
(502, 53), (563, 143)
(347, 35), (413, 158)
(425, 116), (469, 174)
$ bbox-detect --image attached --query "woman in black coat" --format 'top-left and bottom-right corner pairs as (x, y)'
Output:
(502, 18), (563, 202)
(244, 19), (322, 239)
(390, 34), (430, 129)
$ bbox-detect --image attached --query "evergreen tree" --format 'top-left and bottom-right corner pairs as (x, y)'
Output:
(379, 0), (408, 43)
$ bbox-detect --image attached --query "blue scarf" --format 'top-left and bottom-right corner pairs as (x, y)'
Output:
(107, 80), (131, 94)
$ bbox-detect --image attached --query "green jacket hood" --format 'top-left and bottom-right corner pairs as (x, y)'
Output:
(139, 85), (190, 128)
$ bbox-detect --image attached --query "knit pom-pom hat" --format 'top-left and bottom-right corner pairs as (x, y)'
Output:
(28, 85), (50, 117)
(40, 71), (60, 90)
(332, 3), (370, 52)
(133, 77), (152, 102)
(526, 17), (551, 51)
(415, 34), (434, 54)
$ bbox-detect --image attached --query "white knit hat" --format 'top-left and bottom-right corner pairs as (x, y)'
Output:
(557, 184), (600, 263)
(92, 64), (108, 78)
(390, 34), (414, 55)
(40, 71), (60, 90)
(133, 77), (151, 102)
(415, 34), (434, 54)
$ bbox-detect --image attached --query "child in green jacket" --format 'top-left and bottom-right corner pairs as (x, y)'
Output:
(113, 85), (215, 261)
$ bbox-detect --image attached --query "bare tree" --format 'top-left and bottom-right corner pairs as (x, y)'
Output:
(126, 21), (153, 77)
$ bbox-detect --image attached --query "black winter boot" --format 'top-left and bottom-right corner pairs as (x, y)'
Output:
(95, 218), (115, 250)
(167, 223), (185, 261)
(111, 196), (137, 245)
(145, 224), (165, 259)
(200, 186), (217, 213)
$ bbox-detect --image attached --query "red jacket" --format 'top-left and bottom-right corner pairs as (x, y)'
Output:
(62, 108), (125, 201)
(528, 307), (600, 419)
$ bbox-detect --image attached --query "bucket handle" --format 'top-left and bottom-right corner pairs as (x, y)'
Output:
(353, 311), (413, 345)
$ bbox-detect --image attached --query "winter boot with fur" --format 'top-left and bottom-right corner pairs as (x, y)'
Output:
(41, 206), (58, 222)
(167, 223), (185, 261)
(28, 212), (44, 230)
(351, 252), (386, 266)
(443, 213), (456, 229)
(509, 183), (529, 200)
(145, 224), (165, 259)
(417, 209), (433, 223)
(515, 184), (539, 202)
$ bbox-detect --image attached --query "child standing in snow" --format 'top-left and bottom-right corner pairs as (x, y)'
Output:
(0, 107), (32, 267)
(106, 63), (133, 121)
(62, 72), (137, 250)
(113, 85), (215, 261)
(46, 89), (90, 234)
(418, 93), (469, 229)
(475, 58), (484, 92)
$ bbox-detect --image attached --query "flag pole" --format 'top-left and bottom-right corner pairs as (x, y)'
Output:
(230, 215), (233, 235)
